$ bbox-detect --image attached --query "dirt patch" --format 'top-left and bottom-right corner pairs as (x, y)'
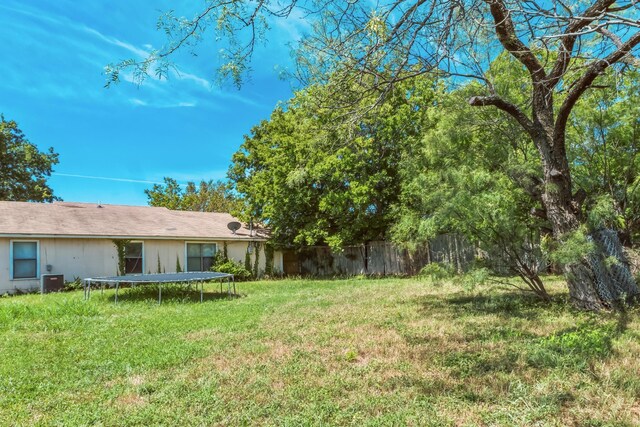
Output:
(128, 374), (145, 387)
(115, 393), (146, 407)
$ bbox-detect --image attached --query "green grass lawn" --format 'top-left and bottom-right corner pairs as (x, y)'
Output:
(1, 277), (639, 426)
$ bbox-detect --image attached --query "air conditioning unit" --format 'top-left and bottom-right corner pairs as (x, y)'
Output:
(41, 274), (64, 294)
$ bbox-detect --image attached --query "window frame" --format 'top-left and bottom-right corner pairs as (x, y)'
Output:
(10, 240), (40, 280)
(185, 242), (218, 272)
(124, 241), (144, 275)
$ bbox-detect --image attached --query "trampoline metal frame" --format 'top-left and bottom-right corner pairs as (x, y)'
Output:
(83, 272), (235, 304)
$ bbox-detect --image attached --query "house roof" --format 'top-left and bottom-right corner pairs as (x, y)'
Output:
(0, 201), (266, 240)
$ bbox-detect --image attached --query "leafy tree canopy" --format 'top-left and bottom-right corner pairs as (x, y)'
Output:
(229, 74), (438, 250)
(145, 177), (239, 213)
(0, 116), (59, 202)
(568, 69), (640, 245)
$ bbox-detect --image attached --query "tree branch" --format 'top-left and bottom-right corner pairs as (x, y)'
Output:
(597, 27), (640, 67)
(485, 0), (546, 82)
(468, 95), (534, 135)
(555, 31), (640, 140)
(547, 0), (617, 88)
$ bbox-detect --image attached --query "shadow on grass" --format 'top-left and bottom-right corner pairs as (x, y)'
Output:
(98, 284), (242, 304)
(408, 291), (633, 378)
(417, 289), (566, 321)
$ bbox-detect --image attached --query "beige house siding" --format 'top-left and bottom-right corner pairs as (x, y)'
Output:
(0, 237), (282, 294)
(0, 238), (118, 293)
(143, 240), (184, 274)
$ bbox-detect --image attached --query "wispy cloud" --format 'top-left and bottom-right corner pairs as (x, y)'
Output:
(128, 98), (197, 108)
(82, 25), (150, 58)
(53, 173), (166, 185)
(1, 2), (278, 111)
(172, 69), (211, 90)
(129, 98), (147, 106)
(150, 169), (229, 183)
(271, 8), (312, 42)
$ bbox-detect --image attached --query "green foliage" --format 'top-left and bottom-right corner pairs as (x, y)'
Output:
(569, 69), (640, 243)
(145, 177), (240, 213)
(392, 74), (547, 290)
(343, 348), (359, 363)
(212, 251), (252, 281)
(528, 323), (615, 369)
(264, 244), (274, 276)
(252, 242), (261, 278)
(419, 262), (454, 283)
(244, 250), (251, 273)
(0, 115), (59, 202)
(228, 75), (437, 249)
(543, 226), (595, 266)
(212, 259), (252, 281)
(63, 277), (83, 292)
(586, 195), (625, 231)
(112, 239), (131, 276)
(455, 268), (491, 292)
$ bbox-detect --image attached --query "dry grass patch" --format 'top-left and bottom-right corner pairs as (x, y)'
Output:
(114, 393), (147, 408)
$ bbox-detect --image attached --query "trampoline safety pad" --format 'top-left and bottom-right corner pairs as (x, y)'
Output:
(83, 271), (235, 304)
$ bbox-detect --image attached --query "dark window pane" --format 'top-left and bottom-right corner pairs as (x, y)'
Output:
(202, 257), (214, 272)
(125, 258), (143, 274)
(187, 257), (201, 272)
(125, 242), (142, 258)
(14, 259), (37, 279)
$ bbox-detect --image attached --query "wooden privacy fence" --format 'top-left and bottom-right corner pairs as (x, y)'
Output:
(282, 235), (477, 277)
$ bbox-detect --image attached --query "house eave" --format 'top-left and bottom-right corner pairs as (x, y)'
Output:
(0, 233), (269, 241)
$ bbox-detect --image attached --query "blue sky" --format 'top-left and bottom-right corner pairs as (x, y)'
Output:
(0, 1), (304, 205)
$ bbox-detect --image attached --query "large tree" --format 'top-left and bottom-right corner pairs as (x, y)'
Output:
(0, 116), (59, 202)
(111, 0), (640, 309)
(145, 177), (239, 213)
(394, 73), (551, 300)
(229, 75), (435, 249)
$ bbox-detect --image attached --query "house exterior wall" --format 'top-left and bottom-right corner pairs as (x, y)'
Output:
(0, 237), (282, 294)
(0, 238), (118, 294)
(143, 240), (185, 274)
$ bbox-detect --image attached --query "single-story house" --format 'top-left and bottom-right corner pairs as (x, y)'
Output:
(0, 201), (281, 294)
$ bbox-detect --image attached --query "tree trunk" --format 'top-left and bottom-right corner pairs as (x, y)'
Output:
(562, 229), (638, 309)
(538, 135), (640, 310)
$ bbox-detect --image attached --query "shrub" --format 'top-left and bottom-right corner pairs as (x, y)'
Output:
(419, 262), (455, 283)
(455, 267), (490, 292)
(212, 259), (253, 281)
(63, 277), (83, 292)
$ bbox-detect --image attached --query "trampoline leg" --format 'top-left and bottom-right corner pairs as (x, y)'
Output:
(200, 280), (203, 303)
(232, 276), (236, 294)
(115, 283), (119, 304)
(101, 283), (104, 296)
(158, 284), (162, 304)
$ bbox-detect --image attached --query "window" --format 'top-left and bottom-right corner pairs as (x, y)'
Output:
(125, 242), (143, 274)
(186, 243), (216, 272)
(12, 241), (38, 279)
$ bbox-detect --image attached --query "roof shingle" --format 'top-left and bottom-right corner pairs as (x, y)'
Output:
(0, 201), (265, 240)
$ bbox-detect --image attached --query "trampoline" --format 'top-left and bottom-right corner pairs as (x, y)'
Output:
(83, 271), (235, 304)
